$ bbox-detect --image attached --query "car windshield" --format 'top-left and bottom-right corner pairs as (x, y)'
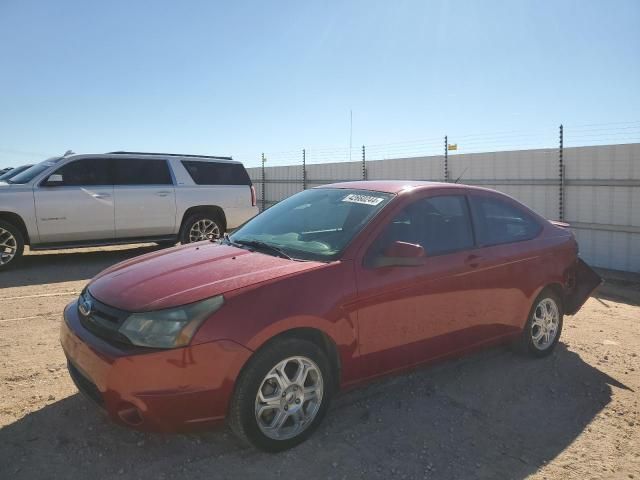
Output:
(0, 164), (33, 181)
(230, 188), (394, 261)
(6, 157), (63, 184)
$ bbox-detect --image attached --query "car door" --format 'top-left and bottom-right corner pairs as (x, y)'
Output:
(466, 191), (548, 335)
(33, 157), (115, 243)
(354, 192), (489, 379)
(113, 157), (177, 239)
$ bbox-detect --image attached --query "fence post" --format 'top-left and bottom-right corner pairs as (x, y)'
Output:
(444, 135), (449, 182)
(261, 152), (266, 211)
(362, 145), (366, 180)
(559, 124), (564, 221)
(302, 148), (307, 190)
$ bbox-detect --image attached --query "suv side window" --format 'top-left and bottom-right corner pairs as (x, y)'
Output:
(181, 161), (251, 185)
(44, 158), (112, 186)
(469, 195), (541, 246)
(368, 195), (474, 261)
(113, 158), (172, 185)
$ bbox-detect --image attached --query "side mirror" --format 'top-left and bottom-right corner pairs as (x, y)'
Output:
(374, 241), (426, 267)
(45, 174), (63, 185)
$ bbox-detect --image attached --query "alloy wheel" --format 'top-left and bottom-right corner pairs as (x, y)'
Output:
(188, 219), (220, 242)
(531, 297), (560, 350)
(0, 226), (17, 266)
(255, 356), (324, 441)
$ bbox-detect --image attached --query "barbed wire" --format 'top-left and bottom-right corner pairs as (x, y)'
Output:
(238, 121), (640, 168)
(5, 121), (638, 170)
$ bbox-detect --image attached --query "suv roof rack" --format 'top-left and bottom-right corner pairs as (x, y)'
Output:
(107, 151), (233, 161)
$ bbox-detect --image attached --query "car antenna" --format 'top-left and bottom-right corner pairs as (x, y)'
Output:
(453, 166), (468, 184)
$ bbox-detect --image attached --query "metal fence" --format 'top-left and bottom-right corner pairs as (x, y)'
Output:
(245, 124), (640, 273)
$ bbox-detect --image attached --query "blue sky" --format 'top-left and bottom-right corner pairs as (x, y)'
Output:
(0, 0), (639, 168)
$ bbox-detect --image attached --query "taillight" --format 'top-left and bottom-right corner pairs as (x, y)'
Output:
(250, 185), (257, 207)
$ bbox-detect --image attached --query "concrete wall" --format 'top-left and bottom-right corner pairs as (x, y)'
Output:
(247, 143), (640, 273)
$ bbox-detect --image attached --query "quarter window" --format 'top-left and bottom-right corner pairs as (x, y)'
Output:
(182, 161), (251, 185)
(369, 195), (475, 259)
(114, 158), (172, 185)
(469, 195), (541, 246)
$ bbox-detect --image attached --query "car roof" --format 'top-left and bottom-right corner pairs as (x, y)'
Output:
(316, 180), (470, 194)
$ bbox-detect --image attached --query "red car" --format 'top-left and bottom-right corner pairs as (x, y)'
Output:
(60, 181), (600, 451)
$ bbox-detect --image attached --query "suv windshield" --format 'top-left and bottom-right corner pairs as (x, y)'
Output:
(230, 188), (394, 261)
(7, 157), (63, 184)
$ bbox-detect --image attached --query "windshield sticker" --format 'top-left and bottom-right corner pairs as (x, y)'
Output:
(342, 193), (384, 206)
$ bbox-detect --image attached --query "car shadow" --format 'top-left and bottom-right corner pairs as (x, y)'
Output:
(0, 344), (630, 479)
(0, 245), (165, 288)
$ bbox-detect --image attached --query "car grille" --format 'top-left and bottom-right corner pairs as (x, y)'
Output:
(77, 290), (133, 346)
(67, 359), (104, 408)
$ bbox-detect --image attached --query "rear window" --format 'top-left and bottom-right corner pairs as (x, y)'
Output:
(182, 160), (251, 186)
(114, 158), (172, 185)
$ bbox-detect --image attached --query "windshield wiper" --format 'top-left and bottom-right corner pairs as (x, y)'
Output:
(218, 232), (241, 247)
(233, 239), (293, 260)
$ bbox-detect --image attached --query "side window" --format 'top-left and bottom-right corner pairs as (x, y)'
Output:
(44, 158), (112, 186)
(181, 161), (251, 185)
(469, 195), (541, 246)
(114, 158), (172, 185)
(367, 195), (474, 261)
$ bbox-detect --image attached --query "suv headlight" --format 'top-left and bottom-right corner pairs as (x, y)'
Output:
(119, 295), (224, 348)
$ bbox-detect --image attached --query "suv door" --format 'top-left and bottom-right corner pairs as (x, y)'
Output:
(354, 192), (485, 377)
(34, 157), (114, 243)
(113, 157), (177, 239)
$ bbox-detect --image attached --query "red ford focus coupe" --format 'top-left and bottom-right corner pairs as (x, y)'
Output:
(60, 181), (600, 451)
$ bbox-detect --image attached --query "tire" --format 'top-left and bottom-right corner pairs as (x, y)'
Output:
(515, 288), (564, 358)
(179, 213), (223, 244)
(0, 220), (24, 271)
(228, 338), (334, 452)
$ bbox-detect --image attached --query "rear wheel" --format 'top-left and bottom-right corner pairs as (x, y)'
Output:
(516, 289), (564, 357)
(0, 220), (24, 270)
(228, 338), (333, 452)
(180, 213), (223, 244)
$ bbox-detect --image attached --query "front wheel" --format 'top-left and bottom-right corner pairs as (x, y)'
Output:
(0, 220), (24, 270)
(516, 289), (564, 357)
(228, 338), (333, 452)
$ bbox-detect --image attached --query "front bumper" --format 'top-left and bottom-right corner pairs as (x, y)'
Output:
(60, 301), (253, 432)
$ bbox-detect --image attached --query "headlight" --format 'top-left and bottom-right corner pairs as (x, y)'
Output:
(119, 295), (224, 348)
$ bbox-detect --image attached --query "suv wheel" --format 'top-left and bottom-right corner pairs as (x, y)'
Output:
(180, 213), (223, 243)
(0, 220), (24, 270)
(228, 338), (334, 452)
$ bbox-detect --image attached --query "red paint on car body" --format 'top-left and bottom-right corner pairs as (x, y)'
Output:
(60, 181), (598, 432)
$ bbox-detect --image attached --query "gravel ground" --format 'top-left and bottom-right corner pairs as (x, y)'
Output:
(1, 245), (639, 480)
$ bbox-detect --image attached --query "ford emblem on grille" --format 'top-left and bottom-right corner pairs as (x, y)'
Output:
(79, 297), (93, 317)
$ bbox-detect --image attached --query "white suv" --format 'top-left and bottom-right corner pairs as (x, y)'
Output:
(0, 151), (259, 269)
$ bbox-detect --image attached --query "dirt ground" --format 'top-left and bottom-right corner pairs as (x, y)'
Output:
(1, 245), (639, 480)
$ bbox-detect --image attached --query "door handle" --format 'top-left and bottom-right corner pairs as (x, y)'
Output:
(92, 193), (111, 199)
(465, 254), (483, 268)
(155, 191), (172, 197)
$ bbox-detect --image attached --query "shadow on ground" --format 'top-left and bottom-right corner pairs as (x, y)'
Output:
(0, 245), (164, 288)
(0, 344), (630, 480)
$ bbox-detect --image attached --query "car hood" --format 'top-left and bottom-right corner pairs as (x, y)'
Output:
(88, 242), (326, 311)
